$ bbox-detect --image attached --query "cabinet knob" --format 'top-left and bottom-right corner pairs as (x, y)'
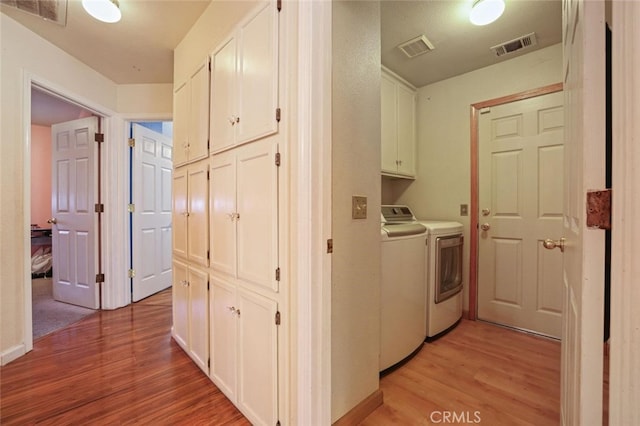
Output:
(236, 309), (241, 317)
(228, 116), (236, 125)
(227, 306), (236, 313)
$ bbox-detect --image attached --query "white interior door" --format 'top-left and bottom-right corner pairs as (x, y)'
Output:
(131, 124), (173, 302)
(561, 0), (606, 424)
(477, 91), (564, 338)
(51, 116), (99, 309)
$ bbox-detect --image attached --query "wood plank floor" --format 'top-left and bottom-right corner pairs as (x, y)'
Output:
(362, 320), (561, 426)
(0, 289), (250, 425)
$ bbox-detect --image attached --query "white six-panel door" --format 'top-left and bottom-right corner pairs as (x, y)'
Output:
(131, 124), (173, 302)
(51, 117), (99, 309)
(477, 91), (565, 338)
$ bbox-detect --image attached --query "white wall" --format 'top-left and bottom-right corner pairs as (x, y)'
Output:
(117, 84), (173, 114)
(393, 43), (563, 312)
(331, 1), (382, 421)
(0, 13), (172, 364)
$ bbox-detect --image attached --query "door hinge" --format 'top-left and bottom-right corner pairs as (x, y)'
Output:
(207, 139), (210, 151)
(128, 138), (135, 148)
(207, 170), (210, 180)
(208, 358), (211, 368)
(275, 267), (280, 281)
(95, 203), (104, 213)
(275, 311), (281, 325)
(275, 152), (281, 167)
(586, 189), (612, 230)
(276, 107), (281, 122)
(277, 0), (281, 12)
(208, 58), (211, 72)
(96, 273), (105, 283)
(128, 269), (136, 278)
(127, 203), (135, 213)
(207, 280), (210, 291)
(207, 250), (210, 260)
(95, 133), (104, 143)
(327, 238), (333, 254)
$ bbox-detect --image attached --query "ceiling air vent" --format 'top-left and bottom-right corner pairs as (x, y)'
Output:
(398, 35), (435, 59)
(491, 32), (538, 57)
(0, 0), (67, 26)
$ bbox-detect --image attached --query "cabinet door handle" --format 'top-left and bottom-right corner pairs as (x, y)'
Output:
(228, 116), (236, 125)
(227, 306), (236, 313)
(236, 309), (241, 317)
(182, 211), (190, 217)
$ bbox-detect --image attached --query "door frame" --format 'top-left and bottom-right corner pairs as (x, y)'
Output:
(22, 73), (115, 352)
(610, 2), (640, 421)
(468, 82), (563, 320)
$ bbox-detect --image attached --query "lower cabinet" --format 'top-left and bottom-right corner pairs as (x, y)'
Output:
(210, 274), (279, 426)
(172, 259), (209, 374)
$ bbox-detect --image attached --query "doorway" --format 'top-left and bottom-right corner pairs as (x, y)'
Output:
(29, 86), (99, 339)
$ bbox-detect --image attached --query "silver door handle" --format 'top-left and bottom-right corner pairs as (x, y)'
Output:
(47, 218), (57, 225)
(480, 223), (490, 231)
(482, 208), (491, 216)
(543, 238), (565, 253)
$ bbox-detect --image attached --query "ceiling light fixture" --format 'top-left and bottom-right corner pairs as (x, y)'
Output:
(82, 0), (121, 23)
(469, 0), (505, 26)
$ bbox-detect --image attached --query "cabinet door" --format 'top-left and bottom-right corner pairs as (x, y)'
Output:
(210, 37), (237, 153)
(236, 1), (279, 145)
(210, 276), (238, 402)
(172, 259), (189, 350)
(380, 73), (398, 174)
(210, 152), (237, 276)
(237, 288), (278, 426)
(236, 139), (279, 292)
(172, 167), (188, 259)
(189, 61), (210, 162)
(187, 161), (209, 267)
(396, 83), (416, 176)
(189, 266), (209, 374)
(173, 81), (189, 167)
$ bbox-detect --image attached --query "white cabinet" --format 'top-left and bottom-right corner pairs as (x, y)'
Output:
(381, 68), (416, 178)
(209, 138), (279, 293)
(172, 259), (209, 374)
(210, 276), (279, 426)
(210, 0), (279, 153)
(174, 60), (210, 166)
(172, 159), (209, 267)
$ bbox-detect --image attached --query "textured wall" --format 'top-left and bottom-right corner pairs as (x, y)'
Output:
(331, 1), (382, 421)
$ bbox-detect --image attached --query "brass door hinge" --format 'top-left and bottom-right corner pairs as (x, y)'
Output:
(95, 203), (104, 213)
(95, 133), (104, 143)
(276, 107), (281, 122)
(96, 273), (105, 283)
(327, 239), (333, 254)
(587, 189), (612, 230)
(127, 203), (135, 213)
(128, 138), (135, 148)
(275, 152), (281, 167)
(275, 311), (281, 325)
(275, 267), (281, 281)
(128, 269), (136, 278)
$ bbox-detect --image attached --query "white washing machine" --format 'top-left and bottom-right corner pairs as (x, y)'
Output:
(379, 205), (428, 372)
(419, 220), (464, 338)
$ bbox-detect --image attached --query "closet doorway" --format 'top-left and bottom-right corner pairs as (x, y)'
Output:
(30, 86), (97, 340)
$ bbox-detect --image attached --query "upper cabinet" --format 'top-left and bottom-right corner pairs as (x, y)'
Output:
(174, 60), (210, 167)
(210, 1), (279, 154)
(381, 67), (417, 178)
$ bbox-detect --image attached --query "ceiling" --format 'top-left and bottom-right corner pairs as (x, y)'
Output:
(5, 0), (562, 125)
(1, 0), (211, 84)
(382, 0), (562, 87)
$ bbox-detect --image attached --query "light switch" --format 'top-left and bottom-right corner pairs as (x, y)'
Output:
(460, 204), (468, 216)
(352, 196), (367, 219)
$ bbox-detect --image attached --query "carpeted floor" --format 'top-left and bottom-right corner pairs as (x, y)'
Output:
(32, 278), (96, 340)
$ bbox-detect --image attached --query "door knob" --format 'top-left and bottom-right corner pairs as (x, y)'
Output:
(482, 208), (491, 216)
(47, 218), (57, 225)
(480, 223), (490, 231)
(543, 238), (565, 253)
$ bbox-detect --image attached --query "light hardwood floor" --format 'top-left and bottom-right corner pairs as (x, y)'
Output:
(363, 320), (561, 426)
(2, 289), (561, 425)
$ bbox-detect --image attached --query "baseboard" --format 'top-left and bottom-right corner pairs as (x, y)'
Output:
(1, 344), (26, 366)
(333, 389), (383, 426)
